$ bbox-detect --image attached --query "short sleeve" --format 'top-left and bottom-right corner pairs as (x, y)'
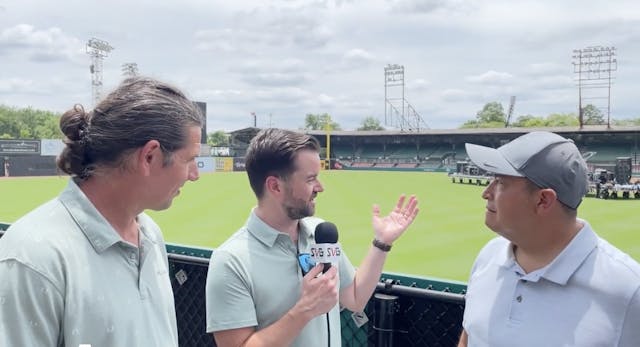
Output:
(205, 250), (258, 333)
(0, 259), (64, 347)
(619, 286), (640, 346)
(338, 248), (356, 290)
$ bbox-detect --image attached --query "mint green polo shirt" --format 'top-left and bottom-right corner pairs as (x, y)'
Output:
(206, 210), (356, 347)
(0, 179), (178, 347)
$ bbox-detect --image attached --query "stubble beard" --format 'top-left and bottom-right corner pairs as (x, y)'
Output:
(285, 199), (314, 220)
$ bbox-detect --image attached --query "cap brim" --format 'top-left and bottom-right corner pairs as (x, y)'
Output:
(465, 143), (523, 177)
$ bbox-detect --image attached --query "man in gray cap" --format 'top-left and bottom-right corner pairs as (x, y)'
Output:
(457, 131), (640, 347)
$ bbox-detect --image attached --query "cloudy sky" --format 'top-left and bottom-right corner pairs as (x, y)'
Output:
(0, 0), (638, 132)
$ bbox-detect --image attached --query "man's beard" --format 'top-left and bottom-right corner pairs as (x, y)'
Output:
(283, 190), (315, 220)
(284, 199), (314, 219)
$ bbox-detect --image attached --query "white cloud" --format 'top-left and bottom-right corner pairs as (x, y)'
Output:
(316, 93), (335, 107)
(0, 0), (638, 130)
(234, 59), (310, 87)
(527, 62), (565, 76)
(441, 89), (474, 101)
(0, 24), (84, 63)
(388, 0), (475, 14)
(194, 29), (237, 52)
(466, 70), (514, 85)
(340, 48), (376, 69)
(0, 78), (37, 93)
(408, 78), (430, 90)
(194, 88), (245, 102)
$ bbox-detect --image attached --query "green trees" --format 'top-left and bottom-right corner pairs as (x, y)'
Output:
(511, 113), (579, 127)
(460, 101), (506, 128)
(0, 105), (62, 139)
(613, 118), (640, 126)
(207, 130), (229, 146)
(357, 116), (384, 131)
(461, 101), (584, 128)
(581, 104), (605, 125)
(0, 101), (637, 139)
(304, 113), (341, 131)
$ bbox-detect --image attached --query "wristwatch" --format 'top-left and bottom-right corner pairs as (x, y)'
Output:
(372, 238), (392, 252)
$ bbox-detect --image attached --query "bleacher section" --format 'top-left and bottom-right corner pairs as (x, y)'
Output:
(396, 163), (418, 168)
(350, 162), (374, 168)
(332, 143), (355, 160)
(385, 143), (418, 160)
(358, 143), (385, 160)
(315, 128), (640, 173)
(585, 145), (636, 164)
(373, 162), (396, 168)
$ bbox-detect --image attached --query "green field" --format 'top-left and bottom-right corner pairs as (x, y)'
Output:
(2, 171), (639, 282)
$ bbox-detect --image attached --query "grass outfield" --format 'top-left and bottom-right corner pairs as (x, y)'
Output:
(2, 171), (639, 282)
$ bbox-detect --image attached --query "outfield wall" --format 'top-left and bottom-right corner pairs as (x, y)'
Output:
(342, 166), (449, 173)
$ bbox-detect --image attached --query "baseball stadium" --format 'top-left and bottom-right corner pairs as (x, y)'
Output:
(1, 124), (639, 346)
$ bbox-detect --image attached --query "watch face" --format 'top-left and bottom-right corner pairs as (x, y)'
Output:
(298, 253), (316, 276)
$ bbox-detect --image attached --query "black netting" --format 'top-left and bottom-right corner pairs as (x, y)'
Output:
(339, 287), (464, 347)
(0, 230), (467, 347)
(169, 256), (216, 347)
(383, 295), (463, 346)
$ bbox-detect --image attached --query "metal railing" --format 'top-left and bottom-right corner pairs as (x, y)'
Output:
(0, 228), (466, 346)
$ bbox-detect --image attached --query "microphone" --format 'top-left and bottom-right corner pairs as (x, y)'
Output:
(312, 222), (340, 273)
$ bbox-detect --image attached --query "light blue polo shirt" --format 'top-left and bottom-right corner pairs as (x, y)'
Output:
(463, 220), (640, 347)
(0, 179), (178, 347)
(206, 209), (356, 347)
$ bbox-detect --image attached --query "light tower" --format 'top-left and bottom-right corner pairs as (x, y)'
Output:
(572, 46), (617, 128)
(121, 63), (139, 77)
(384, 64), (428, 132)
(86, 38), (114, 107)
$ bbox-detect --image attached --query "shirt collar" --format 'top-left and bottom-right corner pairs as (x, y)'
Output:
(494, 239), (516, 268)
(540, 219), (598, 285)
(246, 208), (315, 249)
(497, 219), (598, 285)
(58, 179), (122, 253)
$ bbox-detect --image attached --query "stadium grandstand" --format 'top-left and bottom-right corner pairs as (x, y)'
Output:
(225, 125), (640, 175)
(1, 125), (639, 177)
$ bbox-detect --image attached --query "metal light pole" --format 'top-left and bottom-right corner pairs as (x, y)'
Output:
(86, 38), (114, 107)
(572, 46), (617, 128)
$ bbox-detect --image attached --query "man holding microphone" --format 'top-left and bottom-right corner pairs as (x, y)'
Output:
(206, 128), (419, 347)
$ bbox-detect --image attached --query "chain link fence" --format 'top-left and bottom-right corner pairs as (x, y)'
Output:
(167, 245), (466, 347)
(0, 230), (466, 347)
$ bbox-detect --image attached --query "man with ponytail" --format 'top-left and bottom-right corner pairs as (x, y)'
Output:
(0, 76), (204, 347)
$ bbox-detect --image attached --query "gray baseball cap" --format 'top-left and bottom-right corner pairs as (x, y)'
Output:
(465, 131), (589, 209)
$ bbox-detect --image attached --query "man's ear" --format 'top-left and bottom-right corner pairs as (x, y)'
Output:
(536, 188), (558, 213)
(265, 176), (282, 195)
(137, 140), (162, 175)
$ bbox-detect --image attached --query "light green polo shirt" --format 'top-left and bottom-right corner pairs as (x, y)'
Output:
(206, 210), (356, 347)
(0, 179), (178, 347)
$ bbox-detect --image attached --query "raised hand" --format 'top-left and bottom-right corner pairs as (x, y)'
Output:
(372, 194), (419, 245)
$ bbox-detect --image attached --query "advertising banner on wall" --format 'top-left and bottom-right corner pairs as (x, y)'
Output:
(215, 157), (234, 172)
(196, 157), (215, 173)
(0, 140), (40, 155)
(41, 139), (65, 156)
(233, 157), (246, 172)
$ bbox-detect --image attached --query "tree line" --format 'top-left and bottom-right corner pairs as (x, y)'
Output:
(2, 103), (639, 147)
(0, 105), (62, 139)
(460, 101), (640, 128)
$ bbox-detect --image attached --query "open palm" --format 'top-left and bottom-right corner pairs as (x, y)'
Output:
(372, 194), (419, 244)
